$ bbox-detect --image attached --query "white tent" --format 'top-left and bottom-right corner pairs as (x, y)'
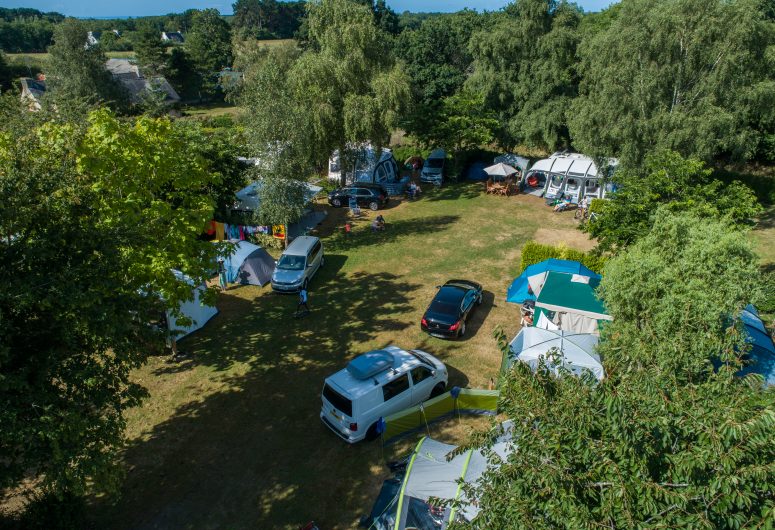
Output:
(508, 327), (605, 381)
(392, 422), (514, 529)
(166, 270), (218, 339)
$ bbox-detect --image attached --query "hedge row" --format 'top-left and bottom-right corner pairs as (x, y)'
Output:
(519, 240), (607, 274)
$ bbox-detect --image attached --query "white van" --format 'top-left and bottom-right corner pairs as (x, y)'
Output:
(420, 148), (446, 186)
(271, 236), (324, 292)
(320, 346), (448, 443)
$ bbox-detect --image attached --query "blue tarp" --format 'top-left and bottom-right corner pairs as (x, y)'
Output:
(738, 304), (775, 386)
(466, 162), (488, 181)
(506, 259), (601, 304)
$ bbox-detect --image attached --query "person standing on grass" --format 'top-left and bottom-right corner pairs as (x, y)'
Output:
(297, 287), (310, 316)
(217, 256), (227, 291)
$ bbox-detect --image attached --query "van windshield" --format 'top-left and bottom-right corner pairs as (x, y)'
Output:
(276, 255), (305, 271)
(323, 384), (353, 417)
(426, 158), (444, 169)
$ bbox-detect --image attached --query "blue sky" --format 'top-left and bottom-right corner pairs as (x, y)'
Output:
(0, 0), (616, 18)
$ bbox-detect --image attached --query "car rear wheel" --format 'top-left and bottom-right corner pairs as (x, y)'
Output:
(430, 383), (446, 398)
(332, 198), (341, 207)
(369, 201), (379, 211)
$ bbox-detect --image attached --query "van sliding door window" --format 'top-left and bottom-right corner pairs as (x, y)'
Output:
(382, 374), (410, 401)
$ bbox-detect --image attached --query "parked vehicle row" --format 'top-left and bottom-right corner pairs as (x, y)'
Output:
(327, 183), (389, 211)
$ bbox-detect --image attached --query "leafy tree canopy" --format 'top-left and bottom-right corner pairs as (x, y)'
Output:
(45, 18), (129, 113)
(569, 0), (775, 166)
(466, 0), (581, 151)
(133, 20), (167, 75)
(0, 106), (221, 500)
(186, 8), (233, 98)
(586, 150), (762, 253)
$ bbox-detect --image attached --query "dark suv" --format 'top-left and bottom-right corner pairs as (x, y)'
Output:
(328, 183), (388, 211)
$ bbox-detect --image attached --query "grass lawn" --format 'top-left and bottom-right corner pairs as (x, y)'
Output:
(89, 183), (594, 529)
(753, 205), (775, 266)
(181, 104), (242, 120)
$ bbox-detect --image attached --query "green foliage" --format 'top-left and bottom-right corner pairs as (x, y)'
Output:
(759, 267), (775, 314)
(467, 0), (581, 151)
(0, 8), (61, 53)
(519, 240), (606, 274)
(586, 150), (763, 253)
(45, 18), (129, 113)
(133, 21), (167, 75)
(458, 213), (774, 529)
(569, 0), (775, 166)
(232, 0), (306, 39)
(165, 46), (200, 100)
(0, 107), (220, 500)
(241, 0), (410, 186)
(186, 9), (233, 99)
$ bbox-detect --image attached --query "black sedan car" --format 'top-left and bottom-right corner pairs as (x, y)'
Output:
(328, 183), (389, 211)
(421, 280), (483, 339)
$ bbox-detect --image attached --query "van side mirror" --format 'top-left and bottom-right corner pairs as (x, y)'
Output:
(431, 370), (437, 377)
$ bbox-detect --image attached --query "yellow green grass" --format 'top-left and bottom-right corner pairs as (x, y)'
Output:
(88, 184), (594, 529)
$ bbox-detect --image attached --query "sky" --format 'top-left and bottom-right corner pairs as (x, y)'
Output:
(0, 0), (616, 18)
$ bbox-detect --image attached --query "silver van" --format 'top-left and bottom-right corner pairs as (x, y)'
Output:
(420, 148), (446, 186)
(271, 236), (324, 292)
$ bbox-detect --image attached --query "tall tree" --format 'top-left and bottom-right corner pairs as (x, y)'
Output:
(396, 10), (486, 139)
(301, 0), (409, 183)
(0, 106), (221, 501)
(569, 0), (775, 166)
(467, 0), (581, 150)
(457, 213), (773, 529)
(45, 18), (128, 112)
(186, 8), (233, 98)
(586, 150), (762, 253)
(133, 20), (167, 75)
(232, 0), (278, 37)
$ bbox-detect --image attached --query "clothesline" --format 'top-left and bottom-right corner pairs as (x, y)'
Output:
(210, 221), (274, 241)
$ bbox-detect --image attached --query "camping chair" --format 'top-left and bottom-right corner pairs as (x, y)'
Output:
(497, 182), (509, 196)
(485, 180), (495, 194)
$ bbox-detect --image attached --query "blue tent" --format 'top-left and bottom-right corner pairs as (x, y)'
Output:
(737, 305), (775, 386)
(466, 162), (488, 181)
(506, 258), (601, 304)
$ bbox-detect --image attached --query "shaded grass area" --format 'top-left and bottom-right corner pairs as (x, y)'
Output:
(89, 185), (600, 529)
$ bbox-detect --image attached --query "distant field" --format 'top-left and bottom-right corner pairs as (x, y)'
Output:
(7, 51), (136, 63)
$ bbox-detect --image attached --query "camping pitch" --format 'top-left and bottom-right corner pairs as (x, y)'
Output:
(370, 422), (514, 530)
(506, 258), (601, 304)
(167, 270), (218, 340)
(223, 241), (276, 286)
(508, 326), (604, 381)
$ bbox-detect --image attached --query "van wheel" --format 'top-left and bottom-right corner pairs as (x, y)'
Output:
(332, 198), (341, 207)
(430, 383), (446, 398)
(369, 201), (379, 211)
(365, 422), (380, 441)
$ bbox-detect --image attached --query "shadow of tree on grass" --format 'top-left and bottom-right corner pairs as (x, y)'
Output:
(90, 269), (423, 530)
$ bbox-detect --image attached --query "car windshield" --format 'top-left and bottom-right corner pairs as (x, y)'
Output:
(409, 350), (434, 367)
(276, 255), (305, 271)
(426, 158), (444, 169)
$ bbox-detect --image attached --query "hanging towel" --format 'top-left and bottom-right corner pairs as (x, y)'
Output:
(205, 220), (216, 236)
(238, 226), (245, 240)
(215, 222), (225, 241)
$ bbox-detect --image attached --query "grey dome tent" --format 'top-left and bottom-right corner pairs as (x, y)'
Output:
(224, 241), (275, 286)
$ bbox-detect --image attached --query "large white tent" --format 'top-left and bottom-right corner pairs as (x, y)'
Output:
(167, 270), (218, 340)
(508, 327), (605, 381)
(388, 422), (514, 529)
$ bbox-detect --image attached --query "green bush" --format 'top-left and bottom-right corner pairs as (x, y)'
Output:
(250, 232), (284, 250)
(759, 267), (775, 314)
(519, 240), (606, 274)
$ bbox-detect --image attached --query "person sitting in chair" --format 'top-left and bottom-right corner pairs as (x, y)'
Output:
(553, 195), (572, 212)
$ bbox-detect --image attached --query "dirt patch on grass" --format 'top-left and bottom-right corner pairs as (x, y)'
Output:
(533, 227), (596, 251)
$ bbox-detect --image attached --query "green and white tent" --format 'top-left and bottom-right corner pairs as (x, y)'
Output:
(534, 271), (612, 334)
(392, 423), (514, 529)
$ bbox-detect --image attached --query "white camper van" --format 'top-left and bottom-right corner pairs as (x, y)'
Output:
(320, 346), (448, 443)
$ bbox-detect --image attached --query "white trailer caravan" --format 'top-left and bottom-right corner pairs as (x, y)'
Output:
(521, 152), (617, 200)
